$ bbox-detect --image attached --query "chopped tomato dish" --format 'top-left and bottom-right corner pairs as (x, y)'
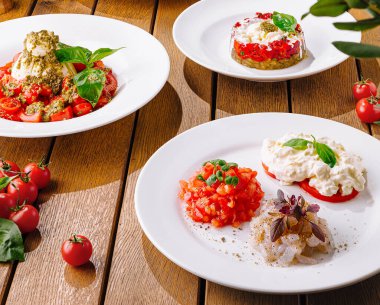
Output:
(179, 160), (264, 227)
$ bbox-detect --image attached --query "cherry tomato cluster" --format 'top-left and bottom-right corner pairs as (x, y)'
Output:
(353, 78), (379, 124)
(0, 157), (51, 233)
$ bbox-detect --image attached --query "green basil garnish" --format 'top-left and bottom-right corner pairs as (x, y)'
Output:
(272, 11), (297, 33)
(89, 47), (124, 65)
(73, 68), (106, 107)
(283, 138), (311, 150)
(0, 219), (25, 262)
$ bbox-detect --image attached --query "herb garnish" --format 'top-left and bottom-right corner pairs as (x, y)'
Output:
(198, 160), (239, 187)
(55, 43), (123, 107)
(0, 218), (25, 262)
(283, 135), (337, 168)
(270, 190), (325, 243)
(272, 11), (297, 33)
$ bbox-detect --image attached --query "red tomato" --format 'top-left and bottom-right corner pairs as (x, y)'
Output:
(73, 102), (92, 117)
(19, 111), (42, 123)
(0, 160), (20, 177)
(50, 106), (74, 122)
(352, 79), (377, 101)
(0, 97), (21, 114)
(0, 193), (17, 219)
(262, 162), (277, 179)
(103, 71), (118, 97)
(22, 84), (41, 105)
(73, 63), (87, 72)
(7, 177), (38, 204)
(61, 234), (93, 266)
(355, 96), (380, 123)
(95, 95), (110, 109)
(40, 84), (52, 97)
(93, 60), (105, 69)
(24, 159), (51, 189)
(71, 95), (87, 107)
(9, 204), (39, 233)
(298, 179), (359, 203)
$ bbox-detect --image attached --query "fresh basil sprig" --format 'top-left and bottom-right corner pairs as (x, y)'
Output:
(283, 136), (337, 168)
(272, 11), (298, 33)
(55, 44), (124, 107)
(0, 219), (25, 262)
(198, 160), (239, 186)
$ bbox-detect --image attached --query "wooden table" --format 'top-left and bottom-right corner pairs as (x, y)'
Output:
(0, 1), (379, 304)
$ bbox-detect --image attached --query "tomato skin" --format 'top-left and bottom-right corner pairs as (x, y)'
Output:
(61, 235), (93, 266)
(73, 63), (87, 73)
(0, 194), (17, 219)
(7, 177), (38, 204)
(71, 95), (87, 107)
(0, 97), (21, 114)
(262, 162), (277, 179)
(95, 95), (110, 109)
(0, 160), (20, 177)
(298, 179), (359, 203)
(19, 111), (42, 123)
(50, 106), (74, 121)
(22, 84), (41, 105)
(9, 205), (39, 234)
(353, 79), (377, 101)
(73, 102), (92, 117)
(103, 71), (118, 97)
(355, 97), (380, 123)
(24, 163), (51, 189)
(40, 84), (52, 97)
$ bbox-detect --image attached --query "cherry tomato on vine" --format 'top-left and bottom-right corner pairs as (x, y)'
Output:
(0, 193), (17, 219)
(352, 78), (377, 101)
(24, 157), (51, 189)
(0, 159), (20, 177)
(7, 177), (38, 204)
(355, 96), (380, 123)
(9, 204), (39, 234)
(61, 234), (93, 266)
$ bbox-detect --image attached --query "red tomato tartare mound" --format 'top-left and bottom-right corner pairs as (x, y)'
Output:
(179, 160), (264, 227)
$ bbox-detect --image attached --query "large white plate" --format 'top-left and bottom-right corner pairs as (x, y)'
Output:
(135, 113), (380, 293)
(0, 14), (169, 138)
(173, 0), (361, 82)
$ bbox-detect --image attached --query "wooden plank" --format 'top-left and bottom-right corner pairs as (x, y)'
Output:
(206, 74), (297, 305)
(103, 1), (212, 304)
(291, 12), (378, 305)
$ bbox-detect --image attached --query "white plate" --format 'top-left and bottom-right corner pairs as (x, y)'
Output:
(173, 0), (361, 82)
(0, 14), (169, 138)
(135, 113), (380, 293)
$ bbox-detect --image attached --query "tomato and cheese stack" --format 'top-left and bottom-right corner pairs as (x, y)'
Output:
(230, 12), (306, 70)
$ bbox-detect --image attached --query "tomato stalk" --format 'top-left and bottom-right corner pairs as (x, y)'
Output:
(70, 234), (84, 244)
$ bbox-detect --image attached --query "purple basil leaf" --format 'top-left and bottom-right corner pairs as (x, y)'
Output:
(277, 189), (285, 202)
(279, 205), (290, 215)
(293, 205), (302, 220)
(310, 222), (325, 242)
(307, 204), (320, 213)
(289, 195), (297, 206)
(270, 217), (285, 242)
(298, 195), (305, 207)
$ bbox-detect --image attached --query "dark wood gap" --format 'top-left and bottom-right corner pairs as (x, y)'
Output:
(287, 80), (293, 113)
(298, 294), (307, 305)
(197, 278), (206, 305)
(211, 72), (218, 121)
(91, 0), (99, 14)
(26, 0), (38, 16)
(149, 0), (159, 35)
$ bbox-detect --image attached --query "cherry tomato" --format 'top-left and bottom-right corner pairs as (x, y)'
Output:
(0, 193), (17, 219)
(73, 102), (92, 117)
(19, 111), (42, 123)
(95, 95), (110, 109)
(7, 177), (38, 204)
(40, 84), (52, 97)
(61, 234), (93, 266)
(73, 63), (86, 73)
(352, 79), (377, 101)
(71, 95), (87, 107)
(24, 158), (51, 189)
(22, 84), (41, 105)
(355, 96), (380, 123)
(103, 71), (118, 97)
(50, 106), (73, 122)
(0, 160), (20, 177)
(0, 97), (21, 114)
(298, 179), (359, 203)
(9, 204), (39, 233)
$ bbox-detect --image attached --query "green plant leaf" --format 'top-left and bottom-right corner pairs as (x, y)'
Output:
(283, 138), (311, 150)
(206, 174), (217, 186)
(55, 46), (92, 66)
(73, 68), (106, 107)
(334, 17), (380, 31)
(313, 141), (337, 168)
(332, 41), (380, 57)
(345, 0), (368, 8)
(309, 0), (348, 17)
(0, 219), (25, 262)
(89, 47), (124, 64)
(272, 11), (297, 32)
(0, 176), (16, 191)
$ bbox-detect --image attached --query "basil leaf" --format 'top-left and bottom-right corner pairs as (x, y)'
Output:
(196, 174), (205, 182)
(225, 176), (239, 186)
(89, 47), (124, 64)
(313, 141), (337, 168)
(216, 170), (223, 182)
(0, 176), (16, 191)
(55, 46), (92, 66)
(227, 162), (238, 168)
(332, 41), (380, 58)
(272, 11), (297, 32)
(270, 217), (285, 242)
(310, 221), (326, 242)
(0, 219), (25, 262)
(206, 174), (217, 186)
(221, 164), (230, 171)
(283, 138), (311, 150)
(309, 0), (348, 17)
(345, 0), (368, 9)
(73, 68), (106, 107)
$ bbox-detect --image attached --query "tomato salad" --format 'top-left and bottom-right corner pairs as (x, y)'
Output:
(0, 30), (122, 123)
(179, 160), (264, 227)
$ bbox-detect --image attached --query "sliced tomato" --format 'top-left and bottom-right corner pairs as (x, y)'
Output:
(95, 95), (110, 109)
(71, 95), (87, 106)
(40, 84), (52, 97)
(93, 60), (105, 69)
(73, 63), (86, 72)
(19, 111), (42, 123)
(50, 106), (73, 121)
(298, 179), (359, 203)
(261, 162), (277, 179)
(0, 98), (21, 114)
(103, 71), (118, 97)
(73, 102), (92, 117)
